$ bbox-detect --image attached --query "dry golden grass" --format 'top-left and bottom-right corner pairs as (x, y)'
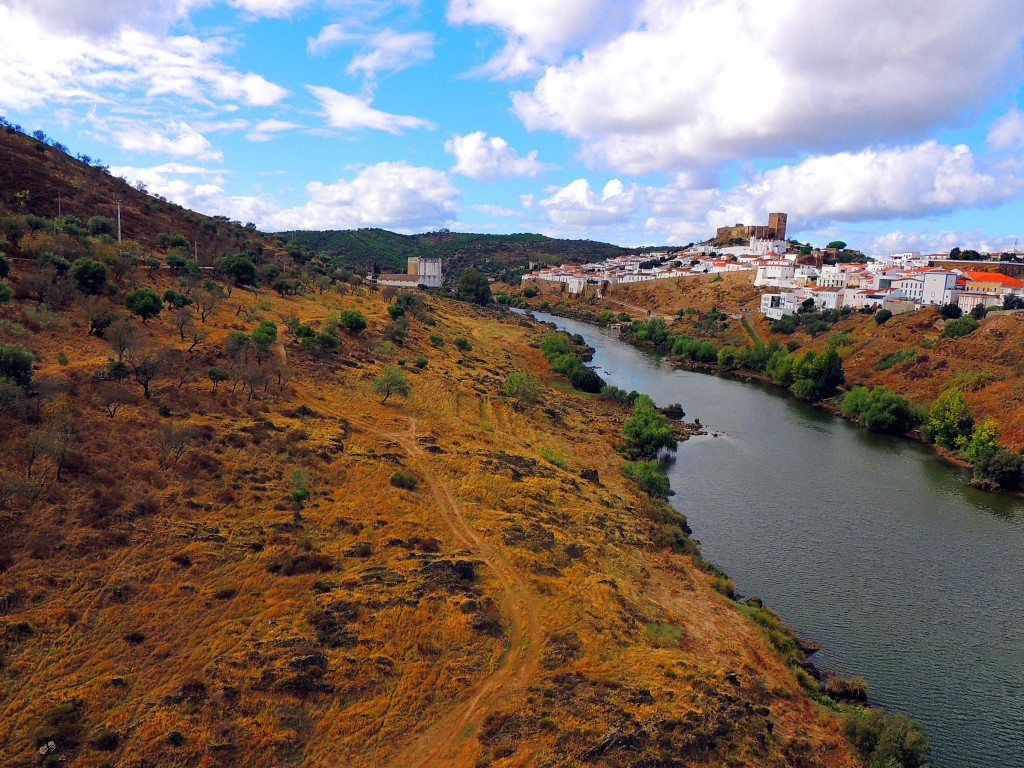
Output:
(0, 264), (857, 768)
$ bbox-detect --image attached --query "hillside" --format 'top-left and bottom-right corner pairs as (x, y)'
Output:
(280, 229), (636, 285)
(0, 252), (875, 768)
(0, 123), (281, 266)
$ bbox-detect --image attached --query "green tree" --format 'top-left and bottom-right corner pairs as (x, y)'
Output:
(217, 253), (257, 286)
(622, 395), (676, 459)
(88, 215), (115, 236)
(621, 460), (671, 498)
(957, 417), (999, 461)
(925, 389), (974, 449)
(942, 316), (979, 338)
(207, 366), (228, 393)
(790, 349), (844, 401)
(938, 303), (962, 319)
(458, 267), (492, 305)
(827, 240), (847, 250)
(503, 371), (541, 405)
(338, 309), (367, 334)
(971, 447), (1023, 492)
(124, 287), (162, 322)
(71, 258), (108, 295)
(162, 289), (192, 309)
(374, 365), (410, 404)
(842, 386), (923, 434)
(252, 320), (278, 363)
(0, 281), (11, 304)
(874, 309), (893, 324)
(0, 343), (34, 387)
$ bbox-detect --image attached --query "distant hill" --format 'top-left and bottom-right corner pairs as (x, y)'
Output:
(0, 120), (276, 265)
(280, 228), (670, 284)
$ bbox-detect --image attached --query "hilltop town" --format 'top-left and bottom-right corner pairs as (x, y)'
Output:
(521, 213), (1024, 318)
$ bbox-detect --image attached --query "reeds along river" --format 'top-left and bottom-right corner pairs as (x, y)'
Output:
(528, 311), (1024, 768)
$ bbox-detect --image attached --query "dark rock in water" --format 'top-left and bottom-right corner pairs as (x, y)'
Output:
(793, 634), (823, 656)
(661, 403), (686, 419)
(579, 468), (600, 484)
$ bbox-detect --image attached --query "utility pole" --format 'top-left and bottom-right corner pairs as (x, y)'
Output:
(114, 198), (122, 243)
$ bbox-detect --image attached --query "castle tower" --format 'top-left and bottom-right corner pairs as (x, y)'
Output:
(768, 212), (787, 241)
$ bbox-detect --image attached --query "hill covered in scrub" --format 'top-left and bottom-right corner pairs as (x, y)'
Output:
(279, 228), (639, 285)
(0, 141), (926, 768)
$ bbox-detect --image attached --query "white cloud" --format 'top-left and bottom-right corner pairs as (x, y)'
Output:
(264, 162), (460, 231)
(987, 109), (1024, 151)
(246, 119), (302, 142)
(348, 30), (435, 77)
(445, 131), (546, 180)
(115, 121), (222, 161)
(228, 0), (313, 18)
(539, 178), (637, 227)
(308, 85), (434, 133)
(470, 203), (521, 218)
(114, 161), (460, 233)
(510, 0), (1024, 173)
(307, 23), (357, 55)
(733, 142), (1010, 221)
(0, 8), (289, 111)
(447, 0), (634, 77)
(7, 0), (200, 38)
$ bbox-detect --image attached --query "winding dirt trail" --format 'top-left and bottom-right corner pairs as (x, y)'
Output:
(308, 394), (543, 767)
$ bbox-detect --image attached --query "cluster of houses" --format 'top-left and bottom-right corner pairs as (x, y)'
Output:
(757, 254), (1024, 319)
(521, 237), (788, 295)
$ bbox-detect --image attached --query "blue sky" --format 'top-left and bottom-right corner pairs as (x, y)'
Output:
(1, 0), (1023, 255)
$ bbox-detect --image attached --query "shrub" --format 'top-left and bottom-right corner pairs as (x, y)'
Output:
(938, 303), (962, 319)
(429, 334), (445, 348)
(622, 395), (676, 459)
(790, 348), (844, 401)
(124, 287), (162, 321)
(387, 303), (405, 319)
(842, 386), (923, 434)
(942, 316), (979, 338)
(338, 309), (367, 334)
(874, 309), (893, 324)
(924, 389), (973, 449)
(621, 460), (671, 498)
(842, 709), (929, 768)
(503, 371), (541, 405)
(566, 363), (604, 393)
(390, 470), (419, 490)
(0, 343), (33, 387)
(71, 258), (108, 295)
(875, 348), (916, 371)
(971, 447), (1024, 492)
(413, 355), (428, 368)
(0, 280), (10, 303)
(454, 336), (471, 351)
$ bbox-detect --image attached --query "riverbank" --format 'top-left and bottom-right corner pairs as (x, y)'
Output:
(526, 302), (1024, 496)
(524, 306), (1024, 768)
(525, 308), (935, 768)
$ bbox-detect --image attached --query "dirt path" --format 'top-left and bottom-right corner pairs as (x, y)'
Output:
(308, 395), (543, 767)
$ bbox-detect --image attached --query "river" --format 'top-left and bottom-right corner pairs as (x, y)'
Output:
(527, 311), (1024, 768)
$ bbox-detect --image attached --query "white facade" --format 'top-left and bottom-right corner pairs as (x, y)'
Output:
(753, 261), (797, 288)
(921, 271), (961, 306)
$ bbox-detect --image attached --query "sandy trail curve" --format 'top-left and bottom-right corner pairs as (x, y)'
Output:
(308, 394), (543, 767)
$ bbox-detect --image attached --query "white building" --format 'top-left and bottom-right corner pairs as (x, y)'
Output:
(921, 270), (962, 306)
(378, 257), (443, 288)
(753, 261), (797, 288)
